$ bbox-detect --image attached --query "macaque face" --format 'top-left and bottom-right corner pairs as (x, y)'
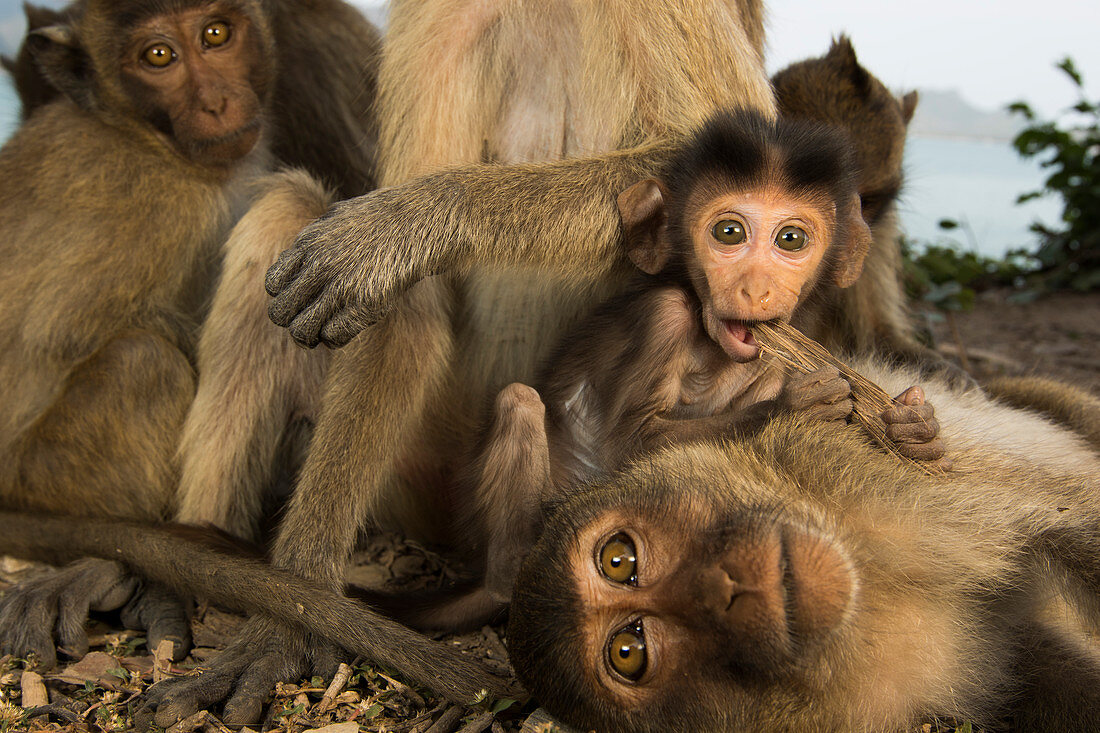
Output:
(684, 184), (834, 362)
(570, 486), (855, 715)
(119, 2), (268, 165)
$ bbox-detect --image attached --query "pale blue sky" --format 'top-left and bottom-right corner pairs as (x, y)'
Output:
(351, 0), (1100, 119)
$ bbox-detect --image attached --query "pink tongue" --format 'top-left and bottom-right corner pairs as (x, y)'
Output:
(725, 321), (753, 344)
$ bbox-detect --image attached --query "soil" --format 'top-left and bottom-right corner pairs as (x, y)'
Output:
(916, 289), (1100, 394)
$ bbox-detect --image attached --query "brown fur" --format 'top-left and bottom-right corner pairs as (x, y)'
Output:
(509, 369), (1100, 731)
(773, 36), (923, 359)
(985, 375), (1100, 452)
(0, 0), (273, 667)
(146, 0), (777, 724)
(0, 513), (515, 704)
(3, 0), (380, 197)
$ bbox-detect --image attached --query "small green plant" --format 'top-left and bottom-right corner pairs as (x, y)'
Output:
(1008, 57), (1100, 291)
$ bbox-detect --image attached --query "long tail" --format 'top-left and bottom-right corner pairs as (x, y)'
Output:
(0, 512), (511, 703)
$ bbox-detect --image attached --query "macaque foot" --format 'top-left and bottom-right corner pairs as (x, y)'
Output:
(120, 584), (192, 662)
(0, 558), (137, 667)
(781, 367), (853, 422)
(144, 616), (343, 727)
(882, 385), (951, 468)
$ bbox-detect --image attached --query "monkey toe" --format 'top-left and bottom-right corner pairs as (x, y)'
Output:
(896, 437), (947, 463)
(120, 584), (192, 662)
(148, 662), (250, 728)
(885, 416), (940, 444)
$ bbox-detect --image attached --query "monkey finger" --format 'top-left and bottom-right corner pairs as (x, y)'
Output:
(284, 288), (342, 348)
(886, 417), (940, 444)
(320, 305), (378, 348)
(892, 385), (926, 407)
(264, 243), (306, 297)
(268, 264), (329, 332)
(895, 437), (947, 462)
(784, 372), (851, 411)
(810, 397), (854, 422)
(881, 401), (935, 426)
(0, 594), (59, 669)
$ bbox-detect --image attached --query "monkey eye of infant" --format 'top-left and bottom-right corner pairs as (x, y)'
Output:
(607, 620), (647, 681)
(712, 218), (747, 245)
(775, 225), (808, 251)
(142, 43), (177, 68)
(203, 21), (232, 48)
(598, 532), (638, 584)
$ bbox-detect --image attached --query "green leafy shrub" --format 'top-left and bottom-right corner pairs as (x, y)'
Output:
(1008, 58), (1100, 291)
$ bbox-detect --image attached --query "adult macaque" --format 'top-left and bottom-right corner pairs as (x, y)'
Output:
(0, 0), (273, 667)
(508, 368), (1100, 731)
(772, 36), (922, 359)
(3, 0), (380, 198)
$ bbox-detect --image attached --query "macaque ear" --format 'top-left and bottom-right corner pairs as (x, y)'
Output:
(900, 91), (919, 125)
(27, 24), (94, 110)
(617, 178), (672, 275)
(833, 192), (872, 288)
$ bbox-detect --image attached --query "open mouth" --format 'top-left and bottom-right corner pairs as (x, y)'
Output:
(719, 319), (762, 361)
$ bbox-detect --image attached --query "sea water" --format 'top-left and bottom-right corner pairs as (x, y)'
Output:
(901, 136), (1061, 257)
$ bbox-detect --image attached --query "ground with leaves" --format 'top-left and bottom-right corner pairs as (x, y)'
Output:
(0, 535), (532, 733)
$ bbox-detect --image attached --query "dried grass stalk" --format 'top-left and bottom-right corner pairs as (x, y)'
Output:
(752, 321), (940, 475)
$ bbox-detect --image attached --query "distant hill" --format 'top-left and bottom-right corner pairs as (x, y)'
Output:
(909, 89), (1026, 142)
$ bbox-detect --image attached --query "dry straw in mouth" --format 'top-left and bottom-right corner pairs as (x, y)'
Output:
(752, 321), (942, 475)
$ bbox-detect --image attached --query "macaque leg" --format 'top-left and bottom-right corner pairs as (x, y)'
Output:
(881, 385), (949, 466)
(147, 282), (505, 727)
(0, 330), (195, 666)
(984, 376), (1100, 453)
(176, 171), (332, 540)
(354, 383), (552, 631)
(477, 383), (552, 601)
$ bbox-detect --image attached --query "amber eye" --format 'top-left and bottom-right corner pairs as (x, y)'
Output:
(608, 622), (647, 680)
(142, 43), (176, 68)
(712, 219), (747, 245)
(203, 21), (231, 47)
(775, 225), (808, 251)
(599, 533), (637, 584)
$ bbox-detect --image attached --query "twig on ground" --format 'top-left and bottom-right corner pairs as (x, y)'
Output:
(426, 705), (465, 733)
(19, 669), (47, 708)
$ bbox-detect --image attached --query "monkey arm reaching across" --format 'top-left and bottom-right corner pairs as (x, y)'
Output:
(265, 144), (674, 347)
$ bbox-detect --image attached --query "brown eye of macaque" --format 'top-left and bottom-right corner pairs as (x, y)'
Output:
(203, 21), (231, 47)
(608, 622), (647, 680)
(712, 219), (747, 245)
(775, 225), (808, 251)
(143, 43), (176, 68)
(599, 533), (637, 583)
